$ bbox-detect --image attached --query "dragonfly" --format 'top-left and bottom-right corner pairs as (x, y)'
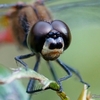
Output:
(1, 0), (99, 98)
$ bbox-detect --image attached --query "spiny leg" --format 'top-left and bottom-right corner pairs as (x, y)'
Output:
(63, 63), (90, 88)
(56, 59), (90, 89)
(56, 59), (72, 92)
(15, 53), (36, 100)
(26, 54), (41, 94)
(15, 53), (41, 100)
(47, 61), (58, 82)
(15, 53), (35, 70)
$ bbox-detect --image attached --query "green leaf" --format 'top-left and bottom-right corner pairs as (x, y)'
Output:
(0, 64), (29, 100)
(0, 64), (94, 100)
(0, 65), (69, 100)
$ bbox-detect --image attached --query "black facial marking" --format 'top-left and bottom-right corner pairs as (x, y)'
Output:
(49, 42), (63, 49)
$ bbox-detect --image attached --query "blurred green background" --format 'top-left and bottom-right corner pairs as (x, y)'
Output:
(0, 0), (100, 100)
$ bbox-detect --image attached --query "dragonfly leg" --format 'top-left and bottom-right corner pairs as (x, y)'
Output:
(56, 59), (72, 92)
(26, 54), (41, 94)
(56, 59), (90, 90)
(47, 61), (58, 82)
(63, 63), (90, 88)
(15, 53), (35, 70)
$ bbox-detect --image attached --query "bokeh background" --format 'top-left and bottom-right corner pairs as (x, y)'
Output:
(0, 0), (100, 100)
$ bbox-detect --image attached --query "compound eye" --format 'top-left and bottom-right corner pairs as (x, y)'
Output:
(33, 21), (52, 35)
(52, 20), (69, 35)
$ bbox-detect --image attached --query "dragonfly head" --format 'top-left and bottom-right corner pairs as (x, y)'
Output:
(27, 20), (71, 60)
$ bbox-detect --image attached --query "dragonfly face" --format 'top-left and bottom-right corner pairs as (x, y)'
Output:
(27, 20), (71, 60)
